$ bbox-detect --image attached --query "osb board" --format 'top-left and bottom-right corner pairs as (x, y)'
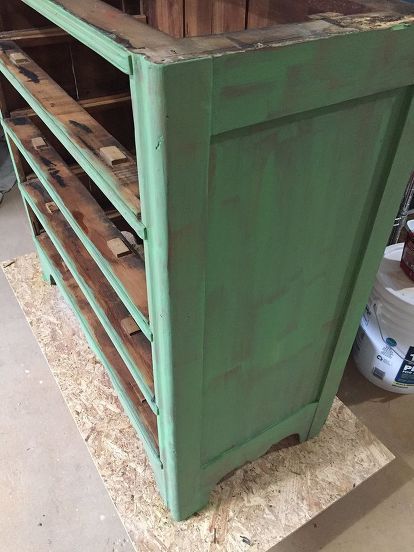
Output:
(2, 253), (394, 552)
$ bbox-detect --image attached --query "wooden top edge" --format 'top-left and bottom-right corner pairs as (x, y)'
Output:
(22, 0), (178, 50)
(24, 0), (414, 64)
(142, 14), (414, 63)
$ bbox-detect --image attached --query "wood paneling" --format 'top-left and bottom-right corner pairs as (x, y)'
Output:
(185, 0), (213, 37)
(144, 0), (184, 37)
(212, 0), (247, 33)
(247, 0), (308, 28)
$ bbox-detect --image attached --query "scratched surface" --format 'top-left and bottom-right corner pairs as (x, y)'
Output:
(3, 252), (394, 552)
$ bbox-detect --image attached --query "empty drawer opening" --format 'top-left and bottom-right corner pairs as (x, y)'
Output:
(31, 224), (159, 453)
(0, 1), (51, 31)
(0, 42), (142, 229)
(7, 115), (145, 248)
(20, 180), (155, 397)
(0, 39), (134, 153)
(5, 116), (149, 327)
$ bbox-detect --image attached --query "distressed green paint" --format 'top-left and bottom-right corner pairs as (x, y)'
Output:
(4, 3), (414, 520)
(131, 55), (214, 519)
(211, 26), (414, 133)
(129, 25), (414, 520)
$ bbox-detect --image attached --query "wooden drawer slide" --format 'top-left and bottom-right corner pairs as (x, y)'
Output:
(4, 115), (150, 337)
(37, 232), (159, 454)
(20, 179), (156, 409)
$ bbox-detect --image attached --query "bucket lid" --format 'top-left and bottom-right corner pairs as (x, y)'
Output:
(375, 244), (414, 308)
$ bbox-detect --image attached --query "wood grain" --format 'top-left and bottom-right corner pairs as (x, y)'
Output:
(247, 0), (308, 28)
(185, 0), (212, 37)
(212, 0), (247, 33)
(6, 116), (149, 318)
(37, 234), (159, 448)
(144, 0), (184, 37)
(25, 180), (154, 393)
(0, 41), (141, 215)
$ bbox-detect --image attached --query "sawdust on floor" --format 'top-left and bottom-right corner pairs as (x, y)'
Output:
(2, 253), (394, 552)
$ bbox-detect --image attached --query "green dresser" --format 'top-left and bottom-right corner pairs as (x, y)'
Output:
(0, 0), (413, 520)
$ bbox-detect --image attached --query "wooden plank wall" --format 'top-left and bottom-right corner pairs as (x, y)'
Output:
(143, 0), (372, 37)
(247, 0), (309, 28)
(144, 0), (251, 37)
(147, 0), (305, 38)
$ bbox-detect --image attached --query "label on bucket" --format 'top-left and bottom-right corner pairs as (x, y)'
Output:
(395, 346), (414, 385)
(353, 298), (414, 392)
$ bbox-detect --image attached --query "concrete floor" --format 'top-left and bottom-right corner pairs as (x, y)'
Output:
(1, 182), (414, 551)
(0, 186), (133, 552)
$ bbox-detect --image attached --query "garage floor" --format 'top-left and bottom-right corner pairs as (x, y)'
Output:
(1, 182), (413, 551)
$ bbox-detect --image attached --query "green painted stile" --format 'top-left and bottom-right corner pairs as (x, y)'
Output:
(131, 26), (414, 519)
(1, 0), (414, 520)
(131, 55), (214, 516)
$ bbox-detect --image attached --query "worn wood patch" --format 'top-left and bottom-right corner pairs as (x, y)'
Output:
(2, 253), (394, 552)
(100, 146), (128, 167)
(121, 316), (141, 336)
(45, 201), (59, 214)
(107, 237), (132, 259)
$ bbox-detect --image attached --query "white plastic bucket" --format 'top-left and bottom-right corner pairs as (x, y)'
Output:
(353, 243), (414, 393)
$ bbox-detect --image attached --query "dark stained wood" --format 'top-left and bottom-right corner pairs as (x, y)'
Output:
(0, 1), (50, 31)
(212, 0), (247, 33)
(6, 116), (148, 317)
(38, 232), (158, 449)
(0, 41), (140, 215)
(24, 179), (154, 393)
(67, 41), (130, 100)
(185, 0), (213, 37)
(247, 0), (309, 28)
(144, 0), (184, 38)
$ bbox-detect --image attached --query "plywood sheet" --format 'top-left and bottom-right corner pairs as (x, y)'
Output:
(2, 253), (394, 552)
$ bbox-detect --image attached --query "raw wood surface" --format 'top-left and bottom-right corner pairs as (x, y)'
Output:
(31, 136), (47, 150)
(247, 0), (309, 28)
(184, 0), (213, 37)
(3, 0), (410, 63)
(145, 0), (184, 37)
(121, 316), (141, 336)
(100, 146), (128, 167)
(26, 0), (177, 50)
(212, 0), (247, 33)
(2, 252), (394, 551)
(107, 237), (132, 258)
(11, 93), (131, 117)
(0, 15), (148, 47)
(45, 200), (59, 214)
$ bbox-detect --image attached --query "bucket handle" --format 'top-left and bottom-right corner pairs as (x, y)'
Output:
(373, 302), (414, 364)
